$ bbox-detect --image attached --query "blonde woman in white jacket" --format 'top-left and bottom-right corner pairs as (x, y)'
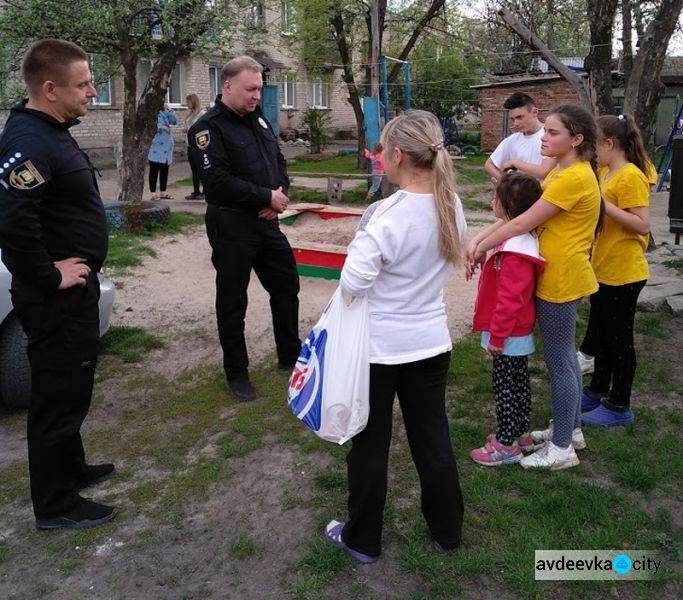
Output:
(325, 110), (467, 563)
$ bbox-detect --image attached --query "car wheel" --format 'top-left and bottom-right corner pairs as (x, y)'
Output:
(0, 313), (31, 409)
(104, 201), (171, 230)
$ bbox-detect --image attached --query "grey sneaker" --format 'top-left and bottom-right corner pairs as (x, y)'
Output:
(520, 442), (580, 470)
(577, 351), (594, 374)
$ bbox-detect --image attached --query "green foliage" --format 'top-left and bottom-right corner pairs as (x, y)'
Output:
(302, 107), (333, 153)
(392, 38), (483, 118)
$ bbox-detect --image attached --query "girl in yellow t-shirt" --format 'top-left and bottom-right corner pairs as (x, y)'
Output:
(466, 104), (601, 470)
(579, 114), (650, 428)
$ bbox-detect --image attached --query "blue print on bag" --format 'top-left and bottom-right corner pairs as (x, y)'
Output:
(287, 327), (327, 431)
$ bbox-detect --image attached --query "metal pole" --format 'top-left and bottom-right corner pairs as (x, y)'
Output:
(370, 0), (380, 99)
(404, 62), (411, 111)
(381, 56), (389, 124)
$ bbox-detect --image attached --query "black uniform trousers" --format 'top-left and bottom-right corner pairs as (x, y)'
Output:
(10, 273), (101, 518)
(205, 205), (301, 380)
(582, 280), (646, 410)
(342, 352), (464, 557)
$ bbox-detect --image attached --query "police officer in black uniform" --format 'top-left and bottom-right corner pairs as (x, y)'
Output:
(0, 39), (116, 529)
(190, 55), (301, 402)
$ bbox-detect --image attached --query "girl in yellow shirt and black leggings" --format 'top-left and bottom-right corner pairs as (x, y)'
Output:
(467, 104), (601, 470)
(579, 114), (650, 427)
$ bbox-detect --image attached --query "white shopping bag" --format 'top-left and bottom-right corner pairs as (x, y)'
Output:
(287, 287), (370, 444)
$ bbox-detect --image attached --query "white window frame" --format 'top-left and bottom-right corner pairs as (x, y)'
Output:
(166, 63), (183, 106)
(280, 73), (296, 108)
(209, 66), (221, 104)
(249, 2), (265, 28)
(309, 78), (329, 109)
(281, 1), (297, 35)
(89, 54), (112, 106)
(141, 60), (183, 106)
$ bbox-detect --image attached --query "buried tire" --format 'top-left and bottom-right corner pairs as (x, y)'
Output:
(104, 201), (171, 230)
(0, 313), (31, 409)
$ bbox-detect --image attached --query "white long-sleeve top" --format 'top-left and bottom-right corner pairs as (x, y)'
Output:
(340, 190), (467, 364)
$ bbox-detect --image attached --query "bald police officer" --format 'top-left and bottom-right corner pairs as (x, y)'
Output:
(190, 56), (301, 402)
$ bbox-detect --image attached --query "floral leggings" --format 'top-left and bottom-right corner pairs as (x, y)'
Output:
(492, 355), (531, 446)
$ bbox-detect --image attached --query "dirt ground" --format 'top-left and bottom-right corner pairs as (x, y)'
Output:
(108, 207), (486, 381)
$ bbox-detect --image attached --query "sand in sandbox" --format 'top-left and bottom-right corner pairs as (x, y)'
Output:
(280, 211), (359, 248)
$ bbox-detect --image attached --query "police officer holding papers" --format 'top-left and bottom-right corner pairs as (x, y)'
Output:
(190, 55), (301, 402)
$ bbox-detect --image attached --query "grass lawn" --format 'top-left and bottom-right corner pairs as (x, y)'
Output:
(2, 296), (678, 598)
(288, 154), (365, 175)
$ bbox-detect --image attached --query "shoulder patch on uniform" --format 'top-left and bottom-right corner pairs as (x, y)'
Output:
(195, 130), (210, 151)
(8, 160), (45, 190)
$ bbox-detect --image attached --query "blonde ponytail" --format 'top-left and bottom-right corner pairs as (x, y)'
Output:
(381, 110), (462, 265)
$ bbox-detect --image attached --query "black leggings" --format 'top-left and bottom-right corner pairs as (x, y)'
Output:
(342, 352), (464, 557)
(580, 280), (646, 409)
(148, 161), (169, 193)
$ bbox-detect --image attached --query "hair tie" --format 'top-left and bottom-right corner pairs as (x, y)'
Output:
(430, 141), (443, 153)
(618, 114), (625, 121)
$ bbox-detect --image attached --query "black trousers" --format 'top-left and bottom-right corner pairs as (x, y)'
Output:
(492, 355), (531, 445)
(581, 280), (646, 409)
(205, 205), (301, 379)
(187, 144), (202, 194)
(148, 161), (169, 193)
(10, 274), (101, 518)
(342, 352), (464, 557)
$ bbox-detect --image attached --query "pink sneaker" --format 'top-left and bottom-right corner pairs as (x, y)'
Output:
(487, 432), (533, 453)
(470, 436), (522, 466)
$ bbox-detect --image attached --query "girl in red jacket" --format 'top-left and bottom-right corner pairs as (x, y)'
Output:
(470, 172), (545, 466)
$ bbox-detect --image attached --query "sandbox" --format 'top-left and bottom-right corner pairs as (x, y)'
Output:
(280, 204), (363, 279)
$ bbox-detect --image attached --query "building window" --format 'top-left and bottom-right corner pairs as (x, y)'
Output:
(249, 2), (265, 29)
(89, 54), (112, 105)
(209, 66), (221, 103)
(167, 64), (182, 105)
(309, 78), (329, 109)
(280, 73), (296, 108)
(281, 1), (297, 34)
(141, 61), (182, 106)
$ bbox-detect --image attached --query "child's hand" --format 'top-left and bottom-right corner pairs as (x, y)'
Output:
(486, 344), (503, 357)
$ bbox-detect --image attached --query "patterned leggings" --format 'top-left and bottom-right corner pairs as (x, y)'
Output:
(536, 298), (582, 448)
(493, 355), (532, 446)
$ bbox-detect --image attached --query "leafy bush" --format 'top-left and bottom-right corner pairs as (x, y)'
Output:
(302, 106), (332, 153)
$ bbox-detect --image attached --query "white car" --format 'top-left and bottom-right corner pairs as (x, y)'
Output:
(0, 250), (115, 409)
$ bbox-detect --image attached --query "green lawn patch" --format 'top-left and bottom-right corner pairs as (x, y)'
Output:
(288, 154), (365, 175)
(101, 325), (165, 362)
(289, 186), (368, 205)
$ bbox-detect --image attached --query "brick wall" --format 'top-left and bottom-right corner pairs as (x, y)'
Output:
(478, 79), (580, 151)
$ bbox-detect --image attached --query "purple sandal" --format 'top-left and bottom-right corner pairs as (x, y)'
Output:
(324, 520), (379, 564)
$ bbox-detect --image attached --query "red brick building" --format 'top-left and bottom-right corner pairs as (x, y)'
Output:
(472, 75), (581, 152)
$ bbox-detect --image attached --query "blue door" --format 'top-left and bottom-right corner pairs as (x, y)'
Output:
(262, 85), (280, 137)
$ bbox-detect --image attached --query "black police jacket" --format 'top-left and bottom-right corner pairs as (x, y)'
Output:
(0, 103), (108, 289)
(189, 98), (289, 213)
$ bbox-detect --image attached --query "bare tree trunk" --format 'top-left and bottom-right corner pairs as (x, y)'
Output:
(622, 0), (633, 86)
(545, 0), (556, 50)
(498, 6), (593, 110)
(623, 0), (683, 145)
(387, 0), (445, 83)
(584, 0), (618, 115)
(331, 12), (366, 168)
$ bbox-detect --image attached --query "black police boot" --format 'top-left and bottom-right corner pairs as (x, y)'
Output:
(226, 376), (257, 402)
(78, 463), (116, 489)
(36, 497), (116, 530)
